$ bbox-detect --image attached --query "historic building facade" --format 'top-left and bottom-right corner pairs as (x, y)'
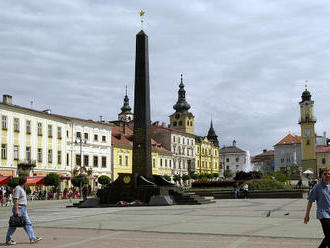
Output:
(219, 140), (247, 176)
(0, 95), (112, 183)
(195, 121), (220, 174)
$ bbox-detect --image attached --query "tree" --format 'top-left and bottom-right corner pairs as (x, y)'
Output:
(163, 175), (171, 181)
(44, 172), (61, 188)
(98, 175), (111, 186)
(224, 170), (233, 179)
(212, 173), (219, 178)
(71, 175), (89, 187)
(8, 177), (19, 188)
(190, 174), (199, 180)
(275, 171), (289, 183)
(173, 174), (181, 182)
(182, 174), (191, 181)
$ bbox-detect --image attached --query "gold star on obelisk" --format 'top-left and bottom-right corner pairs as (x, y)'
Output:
(140, 10), (145, 29)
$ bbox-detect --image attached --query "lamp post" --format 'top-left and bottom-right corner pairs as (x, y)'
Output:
(75, 137), (86, 199)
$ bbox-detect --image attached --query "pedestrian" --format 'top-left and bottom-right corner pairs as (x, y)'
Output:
(233, 183), (239, 199)
(82, 184), (89, 201)
(68, 189), (73, 203)
(304, 168), (330, 248)
(243, 183), (248, 199)
(0, 187), (3, 207)
(5, 176), (42, 245)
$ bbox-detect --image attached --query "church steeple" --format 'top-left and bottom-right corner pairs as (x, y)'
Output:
(173, 74), (191, 113)
(169, 74), (194, 134)
(207, 120), (219, 147)
(118, 85), (134, 122)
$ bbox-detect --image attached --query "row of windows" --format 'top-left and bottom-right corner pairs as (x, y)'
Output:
(197, 160), (218, 169)
(225, 157), (240, 163)
(196, 147), (218, 156)
(172, 120), (193, 127)
(75, 132), (106, 142)
(173, 146), (193, 156)
(1, 144), (62, 164)
(172, 136), (194, 145)
(2, 116), (63, 138)
(75, 154), (107, 168)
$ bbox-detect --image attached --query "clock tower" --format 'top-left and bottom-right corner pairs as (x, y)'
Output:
(169, 74), (194, 134)
(299, 87), (317, 176)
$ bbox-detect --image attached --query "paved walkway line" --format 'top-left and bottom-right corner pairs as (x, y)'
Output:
(52, 231), (123, 248)
(225, 237), (250, 248)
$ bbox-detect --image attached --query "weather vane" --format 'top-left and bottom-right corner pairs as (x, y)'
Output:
(305, 80), (308, 90)
(140, 10), (145, 30)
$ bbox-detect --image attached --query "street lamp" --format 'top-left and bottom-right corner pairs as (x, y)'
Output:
(75, 137), (87, 199)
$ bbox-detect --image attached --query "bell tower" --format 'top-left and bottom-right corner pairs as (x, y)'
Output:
(169, 74), (194, 134)
(299, 85), (317, 175)
(118, 86), (134, 122)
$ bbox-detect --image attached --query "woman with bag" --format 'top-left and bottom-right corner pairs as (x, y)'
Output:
(5, 176), (42, 245)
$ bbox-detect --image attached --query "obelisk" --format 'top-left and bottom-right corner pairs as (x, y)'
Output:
(132, 30), (152, 179)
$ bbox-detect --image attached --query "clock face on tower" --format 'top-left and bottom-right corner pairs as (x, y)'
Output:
(303, 128), (312, 137)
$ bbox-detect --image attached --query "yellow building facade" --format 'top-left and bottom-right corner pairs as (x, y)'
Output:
(195, 136), (219, 174)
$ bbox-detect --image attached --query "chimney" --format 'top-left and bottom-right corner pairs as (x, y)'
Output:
(263, 149), (267, 153)
(3, 95), (12, 105)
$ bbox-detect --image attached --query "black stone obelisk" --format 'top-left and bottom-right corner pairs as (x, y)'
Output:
(132, 30), (152, 179)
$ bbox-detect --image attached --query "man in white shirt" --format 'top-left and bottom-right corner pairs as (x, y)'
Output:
(5, 176), (42, 245)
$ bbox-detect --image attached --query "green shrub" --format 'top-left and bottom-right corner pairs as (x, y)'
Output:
(206, 173), (214, 179)
(234, 171), (262, 180)
(192, 179), (245, 188)
(212, 173), (219, 178)
(224, 170), (233, 179)
(8, 177), (19, 188)
(275, 171), (289, 183)
(71, 175), (89, 187)
(190, 174), (199, 180)
(98, 175), (111, 185)
(44, 172), (61, 187)
(173, 175), (181, 182)
(182, 174), (191, 181)
(248, 179), (289, 190)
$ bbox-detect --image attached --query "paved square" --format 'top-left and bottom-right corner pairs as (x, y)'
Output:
(0, 199), (323, 247)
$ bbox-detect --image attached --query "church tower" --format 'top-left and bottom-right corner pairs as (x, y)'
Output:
(207, 120), (219, 147)
(118, 86), (134, 122)
(299, 86), (317, 175)
(169, 74), (194, 134)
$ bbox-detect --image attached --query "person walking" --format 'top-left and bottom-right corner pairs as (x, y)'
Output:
(5, 176), (42, 245)
(243, 183), (248, 199)
(68, 189), (73, 203)
(304, 169), (330, 248)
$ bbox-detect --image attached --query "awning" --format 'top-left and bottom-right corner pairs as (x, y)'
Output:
(0, 176), (10, 185)
(27, 177), (44, 185)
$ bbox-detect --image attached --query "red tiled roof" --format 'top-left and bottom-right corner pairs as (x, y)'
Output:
(151, 123), (195, 137)
(316, 146), (330, 153)
(111, 125), (171, 154)
(255, 150), (274, 157)
(275, 134), (301, 146)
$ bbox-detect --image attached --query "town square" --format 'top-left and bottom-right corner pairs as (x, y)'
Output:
(1, 0), (330, 247)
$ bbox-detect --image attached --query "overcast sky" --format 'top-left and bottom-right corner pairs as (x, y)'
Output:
(1, 0), (329, 155)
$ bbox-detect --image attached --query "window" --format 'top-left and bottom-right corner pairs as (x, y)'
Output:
(173, 122), (177, 126)
(202, 161), (205, 168)
(48, 149), (52, 163)
(236, 157), (239, 162)
(37, 123), (42, 135)
(56, 151), (61, 164)
(102, 135), (106, 142)
(226, 158), (229, 162)
(14, 118), (19, 132)
(160, 159), (163, 167)
(153, 158), (156, 168)
(66, 153), (69, 166)
(119, 155), (122, 166)
(38, 148), (42, 162)
(26, 121), (31, 134)
(169, 160), (172, 168)
(165, 159), (168, 167)
(26, 147), (31, 161)
(76, 155), (81, 166)
(183, 138), (185, 144)
(125, 155), (129, 166)
(173, 136), (175, 142)
(307, 140), (310, 145)
(57, 127), (62, 139)
(226, 166), (229, 170)
(84, 155), (89, 166)
(94, 134), (98, 141)
(76, 132), (81, 138)
(84, 133), (88, 140)
(281, 158), (284, 164)
(2, 116), (7, 129)
(66, 130), (69, 138)
(179, 121), (182, 126)
(14, 146), (19, 160)
(1, 144), (7, 159)
(93, 156), (98, 167)
(48, 125), (52, 137)
(322, 158), (326, 164)
(102, 156), (106, 168)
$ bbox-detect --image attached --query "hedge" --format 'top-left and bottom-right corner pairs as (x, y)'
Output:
(247, 178), (290, 190)
(192, 180), (246, 188)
